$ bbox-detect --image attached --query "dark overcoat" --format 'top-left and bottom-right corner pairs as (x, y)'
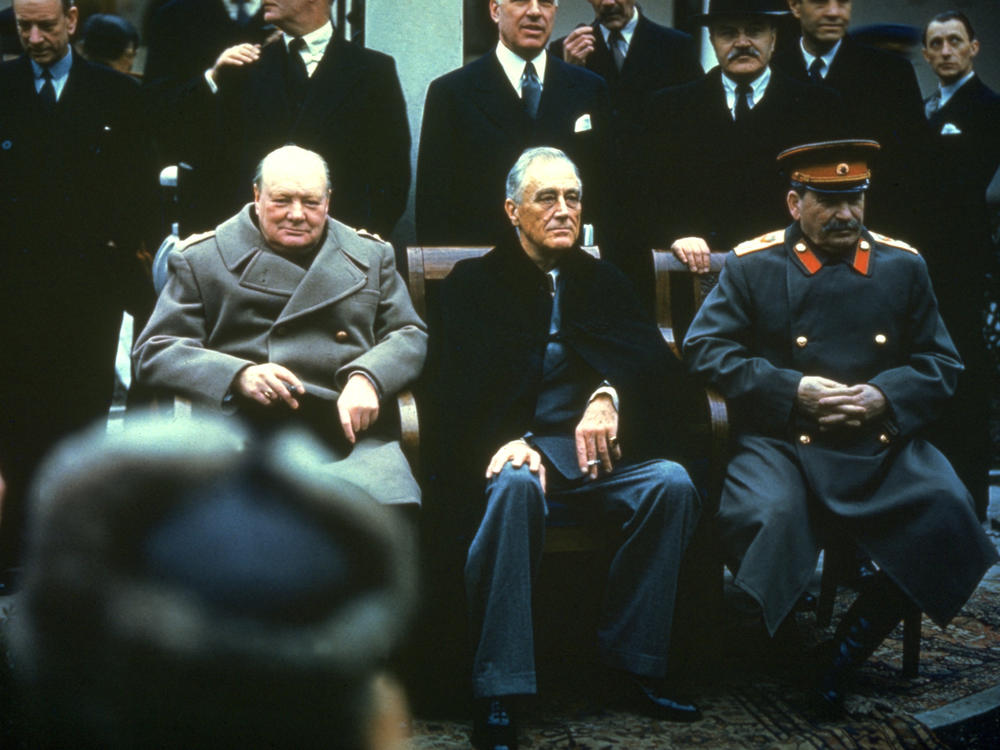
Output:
(683, 223), (998, 634)
(179, 34), (410, 238)
(641, 67), (842, 253)
(773, 39), (931, 240)
(143, 0), (273, 163)
(415, 53), (611, 246)
(0, 53), (157, 562)
(431, 239), (695, 531)
(133, 206), (427, 505)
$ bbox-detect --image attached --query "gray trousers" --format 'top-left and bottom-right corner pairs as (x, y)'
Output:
(465, 459), (701, 698)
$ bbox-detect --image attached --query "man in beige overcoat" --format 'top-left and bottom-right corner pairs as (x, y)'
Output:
(134, 145), (427, 506)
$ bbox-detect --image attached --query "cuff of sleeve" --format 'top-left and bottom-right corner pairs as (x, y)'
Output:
(345, 369), (383, 400)
(204, 68), (219, 94)
(589, 383), (619, 412)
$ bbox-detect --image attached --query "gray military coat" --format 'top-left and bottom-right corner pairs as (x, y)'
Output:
(684, 223), (997, 634)
(133, 205), (427, 505)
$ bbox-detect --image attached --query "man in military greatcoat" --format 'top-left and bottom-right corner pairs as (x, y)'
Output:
(683, 139), (997, 713)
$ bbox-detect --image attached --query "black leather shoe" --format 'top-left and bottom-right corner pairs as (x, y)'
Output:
(471, 696), (518, 750)
(626, 673), (702, 722)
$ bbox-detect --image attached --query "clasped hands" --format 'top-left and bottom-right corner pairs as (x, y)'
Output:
(796, 375), (887, 431)
(235, 364), (379, 443)
(485, 394), (621, 494)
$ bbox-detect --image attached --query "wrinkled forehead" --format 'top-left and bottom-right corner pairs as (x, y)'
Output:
(926, 19), (972, 44)
(260, 161), (329, 196)
(522, 159), (582, 198)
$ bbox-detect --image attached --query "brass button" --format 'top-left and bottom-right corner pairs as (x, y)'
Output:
(874, 333), (887, 345)
(859, 240), (870, 251)
(799, 434), (812, 445)
(795, 242), (807, 253)
(879, 433), (891, 445)
(795, 336), (808, 348)
(335, 330), (349, 342)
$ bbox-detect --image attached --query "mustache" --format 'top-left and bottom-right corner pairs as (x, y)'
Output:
(821, 218), (861, 233)
(727, 47), (761, 61)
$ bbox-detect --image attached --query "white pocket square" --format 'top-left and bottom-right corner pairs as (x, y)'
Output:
(940, 122), (962, 135)
(574, 114), (592, 133)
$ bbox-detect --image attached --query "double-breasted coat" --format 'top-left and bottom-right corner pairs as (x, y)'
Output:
(133, 206), (427, 505)
(683, 223), (998, 634)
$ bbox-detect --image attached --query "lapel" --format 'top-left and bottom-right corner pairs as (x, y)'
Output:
(934, 75), (983, 126)
(277, 221), (368, 324)
(537, 57), (578, 123)
(701, 68), (735, 125)
(470, 53), (532, 136)
(618, 14), (652, 82)
(297, 37), (365, 126)
(587, 22), (618, 83)
(824, 39), (860, 90)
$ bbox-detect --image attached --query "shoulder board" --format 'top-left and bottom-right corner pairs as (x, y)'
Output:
(869, 231), (919, 255)
(355, 227), (387, 244)
(176, 230), (215, 252)
(733, 229), (785, 256)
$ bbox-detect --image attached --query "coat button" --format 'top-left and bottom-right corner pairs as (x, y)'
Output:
(795, 336), (808, 348)
(335, 330), (349, 342)
(799, 434), (812, 445)
(879, 433), (891, 445)
(874, 333), (887, 345)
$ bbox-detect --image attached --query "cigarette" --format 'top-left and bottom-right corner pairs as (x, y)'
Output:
(586, 459), (601, 466)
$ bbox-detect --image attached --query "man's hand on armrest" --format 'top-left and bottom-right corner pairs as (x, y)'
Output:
(337, 373), (380, 444)
(670, 236), (712, 274)
(235, 363), (304, 409)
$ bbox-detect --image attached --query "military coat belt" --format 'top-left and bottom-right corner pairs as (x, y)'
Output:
(133, 205), (428, 505)
(684, 223), (998, 634)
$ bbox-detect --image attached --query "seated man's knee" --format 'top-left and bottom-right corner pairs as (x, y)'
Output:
(648, 459), (701, 512)
(485, 463), (546, 514)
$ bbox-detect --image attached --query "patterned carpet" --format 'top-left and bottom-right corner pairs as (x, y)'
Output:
(409, 530), (1000, 749)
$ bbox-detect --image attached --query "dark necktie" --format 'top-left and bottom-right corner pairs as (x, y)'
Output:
(38, 67), (56, 110)
(286, 37), (309, 105)
(608, 29), (626, 72)
(925, 90), (942, 119)
(808, 57), (824, 83)
(522, 61), (541, 119)
(233, 0), (250, 25)
(734, 82), (752, 121)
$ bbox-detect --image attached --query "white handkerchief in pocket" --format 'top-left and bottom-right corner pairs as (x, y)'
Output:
(574, 114), (592, 133)
(940, 122), (962, 135)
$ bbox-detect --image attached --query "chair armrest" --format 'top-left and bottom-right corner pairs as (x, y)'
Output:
(397, 389), (419, 472)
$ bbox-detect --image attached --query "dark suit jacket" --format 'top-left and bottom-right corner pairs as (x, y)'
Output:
(416, 52), (611, 246)
(143, 0), (273, 164)
(643, 67), (843, 252)
(431, 238), (694, 529)
(0, 54), (157, 549)
(183, 34), (410, 238)
(550, 13), (701, 132)
(773, 38), (931, 239)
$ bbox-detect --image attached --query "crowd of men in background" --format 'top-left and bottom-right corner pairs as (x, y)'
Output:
(1, 0), (999, 746)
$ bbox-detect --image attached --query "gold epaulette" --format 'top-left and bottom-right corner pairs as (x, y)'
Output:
(869, 231), (919, 255)
(733, 229), (785, 256)
(176, 230), (216, 251)
(355, 227), (387, 244)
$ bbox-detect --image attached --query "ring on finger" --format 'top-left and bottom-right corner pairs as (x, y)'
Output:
(586, 459), (601, 467)
(608, 435), (618, 445)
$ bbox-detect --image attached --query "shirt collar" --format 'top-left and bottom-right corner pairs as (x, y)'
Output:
(30, 45), (72, 81)
(227, 0), (262, 21)
(799, 37), (840, 77)
(721, 66), (771, 105)
(495, 41), (547, 95)
(283, 20), (334, 58)
(938, 70), (975, 108)
(598, 8), (639, 48)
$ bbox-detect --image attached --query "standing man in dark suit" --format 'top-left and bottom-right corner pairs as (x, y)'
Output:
(143, 0), (273, 166)
(0, 0), (157, 590)
(919, 11), (1000, 520)
(774, 1), (929, 240)
(434, 147), (701, 749)
(181, 0), (410, 239)
(416, 0), (611, 250)
(643, 0), (841, 275)
(550, 0), (703, 308)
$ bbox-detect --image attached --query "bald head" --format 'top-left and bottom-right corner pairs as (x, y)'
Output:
(253, 146), (332, 257)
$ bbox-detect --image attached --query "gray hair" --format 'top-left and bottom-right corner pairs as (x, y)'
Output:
(253, 145), (331, 192)
(505, 146), (582, 203)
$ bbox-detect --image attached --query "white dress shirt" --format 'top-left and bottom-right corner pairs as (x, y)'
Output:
(495, 41), (547, 99)
(722, 66), (771, 119)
